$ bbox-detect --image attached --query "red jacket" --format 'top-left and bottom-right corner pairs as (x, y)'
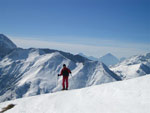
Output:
(60, 67), (71, 76)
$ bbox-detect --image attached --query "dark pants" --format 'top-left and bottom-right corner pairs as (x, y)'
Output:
(62, 76), (69, 89)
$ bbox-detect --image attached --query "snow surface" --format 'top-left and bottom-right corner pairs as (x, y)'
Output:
(0, 75), (150, 113)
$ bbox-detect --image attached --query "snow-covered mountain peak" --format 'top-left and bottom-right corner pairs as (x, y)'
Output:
(111, 53), (150, 79)
(0, 34), (17, 49)
(17, 51), (71, 87)
(0, 34), (17, 58)
(99, 53), (119, 66)
(104, 53), (114, 57)
(117, 53), (150, 66)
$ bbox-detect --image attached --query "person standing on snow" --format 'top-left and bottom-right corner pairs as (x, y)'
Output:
(58, 64), (71, 90)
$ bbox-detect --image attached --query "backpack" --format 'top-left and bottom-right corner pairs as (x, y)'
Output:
(62, 69), (69, 76)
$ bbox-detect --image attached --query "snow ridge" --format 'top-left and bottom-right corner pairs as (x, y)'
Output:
(111, 53), (150, 79)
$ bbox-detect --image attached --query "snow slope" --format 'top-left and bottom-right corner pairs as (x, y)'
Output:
(111, 53), (150, 79)
(0, 75), (149, 113)
(0, 48), (121, 102)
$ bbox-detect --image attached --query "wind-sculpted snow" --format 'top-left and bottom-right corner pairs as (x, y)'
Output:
(0, 75), (149, 113)
(111, 53), (150, 79)
(0, 48), (121, 102)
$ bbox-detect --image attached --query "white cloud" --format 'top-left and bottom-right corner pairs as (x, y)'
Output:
(9, 36), (150, 58)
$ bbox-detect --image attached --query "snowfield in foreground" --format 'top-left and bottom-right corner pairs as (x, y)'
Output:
(0, 75), (150, 113)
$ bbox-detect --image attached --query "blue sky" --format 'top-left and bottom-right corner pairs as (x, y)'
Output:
(0, 0), (150, 58)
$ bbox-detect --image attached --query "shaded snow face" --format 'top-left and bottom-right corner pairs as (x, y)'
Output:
(0, 34), (17, 58)
(0, 48), (121, 103)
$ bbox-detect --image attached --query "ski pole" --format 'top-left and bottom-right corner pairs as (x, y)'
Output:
(56, 74), (59, 86)
(70, 73), (74, 82)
